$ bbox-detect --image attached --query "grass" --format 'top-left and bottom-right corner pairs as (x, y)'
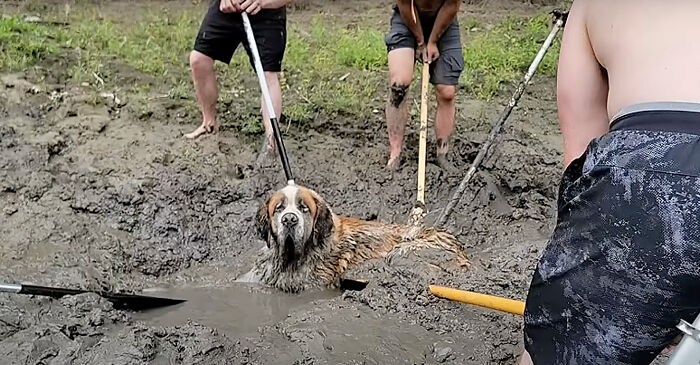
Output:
(0, 7), (560, 133)
(0, 16), (64, 70)
(461, 13), (561, 99)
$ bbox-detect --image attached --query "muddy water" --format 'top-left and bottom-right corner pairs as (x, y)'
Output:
(134, 284), (338, 336)
(134, 285), (451, 364)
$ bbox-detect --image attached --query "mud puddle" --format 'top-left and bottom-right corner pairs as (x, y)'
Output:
(136, 285), (452, 364)
(134, 284), (338, 336)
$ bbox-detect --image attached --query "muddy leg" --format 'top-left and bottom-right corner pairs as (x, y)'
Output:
(260, 71), (282, 157)
(386, 48), (414, 170)
(435, 84), (457, 172)
(185, 51), (219, 139)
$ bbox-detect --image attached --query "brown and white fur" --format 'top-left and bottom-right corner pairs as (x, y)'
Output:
(241, 184), (469, 293)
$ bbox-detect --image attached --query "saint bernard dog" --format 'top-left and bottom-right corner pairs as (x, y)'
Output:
(240, 184), (469, 293)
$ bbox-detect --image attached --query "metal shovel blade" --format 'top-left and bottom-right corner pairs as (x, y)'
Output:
(0, 282), (186, 311)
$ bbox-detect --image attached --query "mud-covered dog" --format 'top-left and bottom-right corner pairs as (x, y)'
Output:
(240, 184), (469, 293)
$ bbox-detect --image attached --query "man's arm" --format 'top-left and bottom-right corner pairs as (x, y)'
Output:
(397, 0), (426, 54)
(261, 0), (293, 9)
(427, 0), (460, 46)
(556, 0), (609, 167)
(239, 0), (293, 14)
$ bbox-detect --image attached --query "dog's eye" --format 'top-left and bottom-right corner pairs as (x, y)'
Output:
(299, 203), (309, 213)
(275, 204), (284, 212)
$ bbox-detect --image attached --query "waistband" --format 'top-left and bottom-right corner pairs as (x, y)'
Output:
(610, 102), (700, 135)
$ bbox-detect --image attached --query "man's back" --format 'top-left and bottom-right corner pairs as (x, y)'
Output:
(583, 0), (700, 119)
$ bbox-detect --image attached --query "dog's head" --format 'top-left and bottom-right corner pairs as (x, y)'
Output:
(255, 184), (334, 264)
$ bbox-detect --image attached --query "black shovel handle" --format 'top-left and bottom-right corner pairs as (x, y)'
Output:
(0, 283), (185, 311)
(242, 12), (295, 185)
(269, 116), (294, 182)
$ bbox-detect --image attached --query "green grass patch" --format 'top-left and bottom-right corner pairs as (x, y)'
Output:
(0, 16), (65, 70)
(461, 13), (560, 99)
(278, 18), (387, 123)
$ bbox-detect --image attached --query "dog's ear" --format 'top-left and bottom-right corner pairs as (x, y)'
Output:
(255, 198), (271, 248)
(312, 196), (334, 245)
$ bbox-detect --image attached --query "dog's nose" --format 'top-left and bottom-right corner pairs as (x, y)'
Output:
(281, 213), (298, 227)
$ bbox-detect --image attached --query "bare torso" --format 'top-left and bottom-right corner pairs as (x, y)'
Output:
(412, 0), (445, 17)
(583, 0), (700, 120)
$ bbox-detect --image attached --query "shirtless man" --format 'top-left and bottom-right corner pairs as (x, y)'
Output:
(520, 1), (700, 364)
(186, 0), (291, 158)
(384, 0), (462, 171)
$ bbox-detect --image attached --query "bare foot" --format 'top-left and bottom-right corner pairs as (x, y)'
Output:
(437, 153), (458, 173)
(256, 135), (279, 168)
(265, 134), (278, 158)
(184, 123), (218, 139)
(386, 156), (400, 171)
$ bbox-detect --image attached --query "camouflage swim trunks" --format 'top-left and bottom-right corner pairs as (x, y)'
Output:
(524, 104), (700, 364)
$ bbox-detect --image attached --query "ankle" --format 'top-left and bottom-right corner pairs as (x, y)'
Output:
(436, 137), (451, 155)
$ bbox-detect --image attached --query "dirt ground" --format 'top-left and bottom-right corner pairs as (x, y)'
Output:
(1, 1), (571, 364)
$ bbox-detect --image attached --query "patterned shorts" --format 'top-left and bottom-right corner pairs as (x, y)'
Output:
(524, 109), (700, 364)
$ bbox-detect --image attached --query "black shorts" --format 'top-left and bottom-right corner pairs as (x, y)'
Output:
(524, 107), (700, 364)
(384, 5), (464, 85)
(193, 0), (286, 72)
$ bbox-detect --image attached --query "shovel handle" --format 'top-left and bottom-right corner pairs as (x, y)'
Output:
(417, 62), (430, 206)
(0, 282), (185, 310)
(0, 283), (21, 293)
(19, 284), (89, 298)
(430, 285), (525, 316)
(0, 283), (89, 298)
(241, 12), (294, 185)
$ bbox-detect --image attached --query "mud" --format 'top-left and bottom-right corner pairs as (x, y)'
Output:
(0, 2), (572, 364)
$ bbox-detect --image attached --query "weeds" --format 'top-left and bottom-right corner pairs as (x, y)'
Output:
(0, 16), (64, 70)
(462, 13), (561, 99)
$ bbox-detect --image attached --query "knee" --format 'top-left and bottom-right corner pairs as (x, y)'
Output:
(389, 82), (410, 108)
(190, 51), (213, 73)
(436, 85), (456, 103)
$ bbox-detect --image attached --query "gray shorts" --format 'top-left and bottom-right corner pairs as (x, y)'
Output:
(524, 106), (700, 364)
(384, 5), (464, 85)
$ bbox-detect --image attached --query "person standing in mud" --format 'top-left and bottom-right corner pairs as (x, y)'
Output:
(186, 0), (292, 158)
(519, 1), (700, 364)
(384, 0), (463, 171)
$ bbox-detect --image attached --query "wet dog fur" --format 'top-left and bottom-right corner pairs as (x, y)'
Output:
(241, 184), (469, 293)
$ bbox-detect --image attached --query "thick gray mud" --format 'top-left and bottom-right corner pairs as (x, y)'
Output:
(0, 66), (561, 363)
(0, 4), (565, 359)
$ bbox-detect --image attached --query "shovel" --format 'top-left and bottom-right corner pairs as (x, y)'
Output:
(241, 12), (294, 185)
(0, 282), (185, 311)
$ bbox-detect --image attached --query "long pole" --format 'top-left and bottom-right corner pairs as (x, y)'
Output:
(436, 11), (567, 228)
(241, 12), (295, 185)
(410, 62), (431, 225)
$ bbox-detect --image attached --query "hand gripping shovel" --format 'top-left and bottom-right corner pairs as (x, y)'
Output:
(242, 12), (294, 185)
(0, 282), (185, 310)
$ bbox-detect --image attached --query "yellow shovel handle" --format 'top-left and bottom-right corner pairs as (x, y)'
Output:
(429, 285), (525, 316)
